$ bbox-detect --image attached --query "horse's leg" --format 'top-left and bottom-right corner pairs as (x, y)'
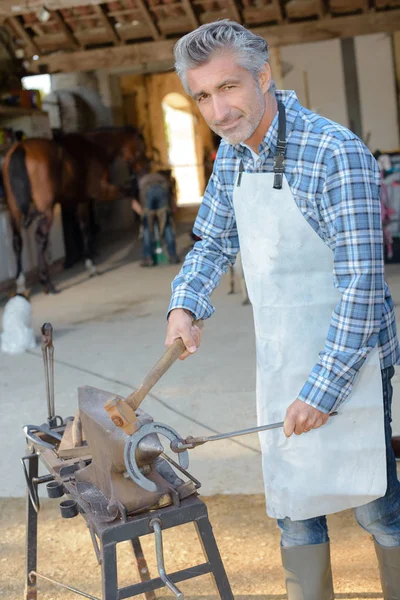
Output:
(78, 201), (97, 277)
(35, 210), (58, 294)
(11, 216), (26, 293)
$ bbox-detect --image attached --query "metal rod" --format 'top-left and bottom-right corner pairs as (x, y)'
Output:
(49, 344), (55, 418)
(29, 571), (100, 600)
(130, 537), (156, 600)
(32, 474), (54, 485)
(205, 411), (338, 442)
(41, 343), (52, 421)
(175, 412), (338, 450)
(161, 452), (201, 489)
(87, 524), (101, 566)
(41, 323), (55, 421)
(149, 519), (184, 599)
(25, 453), (38, 599)
(206, 420), (285, 442)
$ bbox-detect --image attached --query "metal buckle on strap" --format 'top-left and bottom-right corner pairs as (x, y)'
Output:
(273, 154), (285, 172)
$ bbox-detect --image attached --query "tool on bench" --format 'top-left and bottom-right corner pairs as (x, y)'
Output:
(23, 323), (66, 450)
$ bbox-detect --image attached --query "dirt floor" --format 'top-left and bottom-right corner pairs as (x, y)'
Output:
(0, 494), (384, 600)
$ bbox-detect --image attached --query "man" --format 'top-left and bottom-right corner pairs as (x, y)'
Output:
(165, 20), (400, 600)
(131, 161), (180, 266)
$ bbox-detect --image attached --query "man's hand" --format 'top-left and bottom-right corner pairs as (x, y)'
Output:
(283, 398), (330, 437)
(165, 309), (203, 360)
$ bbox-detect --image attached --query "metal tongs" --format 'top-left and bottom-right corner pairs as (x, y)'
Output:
(171, 411), (338, 453)
(23, 323), (63, 449)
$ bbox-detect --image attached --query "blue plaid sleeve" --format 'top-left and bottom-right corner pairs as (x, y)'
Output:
(168, 164), (240, 320)
(297, 139), (384, 413)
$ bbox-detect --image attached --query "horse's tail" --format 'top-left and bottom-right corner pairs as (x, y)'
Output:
(7, 145), (34, 227)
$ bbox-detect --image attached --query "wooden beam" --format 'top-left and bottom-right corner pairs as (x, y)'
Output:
(0, 0), (104, 17)
(181, 0), (200, 29)
(93, 4), (121, 45)
(32, 8), (400, 73)
(317, 0), (328, 18)
(8, 15), (41, 54)
(31, 23), (44, 36)
(268, 46), (283, 88)
(52, 9), (81, 48)
(272, 0), (285, 22)
(134, 0), (162, 40)
(108, 8), (143, 17)
(33, 37), (175, 72)
(286, 0), (318, 19)
(226, 0), (242, 23)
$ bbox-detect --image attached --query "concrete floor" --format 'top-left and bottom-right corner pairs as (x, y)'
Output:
(1, 230), (399, 499)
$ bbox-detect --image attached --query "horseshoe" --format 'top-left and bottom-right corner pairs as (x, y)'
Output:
(124, 422), (189, 492)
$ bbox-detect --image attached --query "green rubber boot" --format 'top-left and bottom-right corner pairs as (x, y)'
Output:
(374, 541), (400, 599)
(281, 541), (334, 600)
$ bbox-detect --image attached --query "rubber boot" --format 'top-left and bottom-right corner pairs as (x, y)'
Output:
(374, 540), (400, 599)
(281, 541), (334, 600)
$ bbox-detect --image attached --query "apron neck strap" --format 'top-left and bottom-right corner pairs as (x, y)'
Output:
(273, 101), (286, 190)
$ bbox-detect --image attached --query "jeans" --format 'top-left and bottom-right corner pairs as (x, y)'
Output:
(142, 213), (177, 260)
(278, 366), (400, 548)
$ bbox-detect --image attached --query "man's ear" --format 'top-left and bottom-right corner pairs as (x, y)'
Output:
(259, 63), (272, 94)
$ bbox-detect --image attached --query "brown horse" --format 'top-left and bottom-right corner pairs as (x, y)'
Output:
(2, 127), (146, 293)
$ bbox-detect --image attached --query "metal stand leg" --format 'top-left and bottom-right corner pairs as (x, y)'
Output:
(130, 538), (156, 600)
(25, 453), (39, 600)
(195, 515), (234, 600)
(101, 543), (118, 600)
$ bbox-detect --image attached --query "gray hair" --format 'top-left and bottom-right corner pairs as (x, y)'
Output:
(174, 20), (272, 94)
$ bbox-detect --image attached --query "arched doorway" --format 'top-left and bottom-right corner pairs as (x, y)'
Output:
(162, 93), (202, 206)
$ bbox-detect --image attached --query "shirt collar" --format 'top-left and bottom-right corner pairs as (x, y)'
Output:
(234, 90), (300, 157)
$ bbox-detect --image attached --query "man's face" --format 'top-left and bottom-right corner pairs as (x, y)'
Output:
(187, 52), (267, 145)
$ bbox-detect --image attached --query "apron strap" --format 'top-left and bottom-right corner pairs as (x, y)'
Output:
(273, 101), (287, 190)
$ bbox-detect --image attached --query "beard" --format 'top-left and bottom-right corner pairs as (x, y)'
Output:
(210, 85), (265, 145)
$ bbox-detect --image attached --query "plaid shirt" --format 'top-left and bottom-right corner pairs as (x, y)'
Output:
(169, 90), (400, 413)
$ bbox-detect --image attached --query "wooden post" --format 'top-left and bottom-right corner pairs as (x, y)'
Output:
(269, 46), (283, 90)
(391, 32), (400, 151)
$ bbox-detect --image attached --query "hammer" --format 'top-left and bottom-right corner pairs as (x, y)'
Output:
(104, 322), (202, 434)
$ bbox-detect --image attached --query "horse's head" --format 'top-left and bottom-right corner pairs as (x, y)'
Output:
(120, 127), (147, 169)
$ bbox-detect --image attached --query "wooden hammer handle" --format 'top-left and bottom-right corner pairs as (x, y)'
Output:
(125, 321), (202, 411)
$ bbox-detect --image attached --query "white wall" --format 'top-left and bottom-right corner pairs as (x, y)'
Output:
(280, 39), (349, 128)
(277, 34), (399, 154)
(355, 33), (399, 152)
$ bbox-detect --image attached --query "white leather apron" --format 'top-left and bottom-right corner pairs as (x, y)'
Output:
(232, 117), (387, 520)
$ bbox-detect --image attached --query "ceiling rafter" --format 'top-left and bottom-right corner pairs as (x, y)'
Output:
(181, 0), (200, 29)
(8, 15), (41, 55)
(53, 9), (81, 48)
(135, 0), (162, 39)
(226, 0), (242, 23)
(317, 0), (328, 18)
(31, 7), (400, 74)
(272, 0), (285, 23)
(93, 3), (122, 44)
